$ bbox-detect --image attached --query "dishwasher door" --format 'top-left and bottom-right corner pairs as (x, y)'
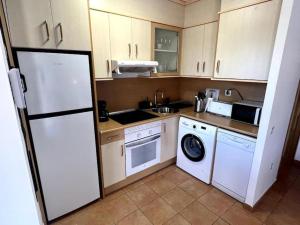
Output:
(212, 129), (256, 202)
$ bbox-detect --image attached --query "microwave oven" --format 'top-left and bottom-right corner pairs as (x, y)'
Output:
(231, 102), (263, 126)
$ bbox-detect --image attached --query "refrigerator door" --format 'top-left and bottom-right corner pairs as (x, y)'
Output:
(30, 111), (100, 220)
(16, 51), (93, 116)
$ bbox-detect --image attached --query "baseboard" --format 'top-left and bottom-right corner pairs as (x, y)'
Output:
(104, 158), (176, 196)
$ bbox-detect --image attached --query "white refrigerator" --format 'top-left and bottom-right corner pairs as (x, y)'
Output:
(15, 50), (100, 221)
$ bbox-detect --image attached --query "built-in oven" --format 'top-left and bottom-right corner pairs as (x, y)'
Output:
(125, 121), (161, 176)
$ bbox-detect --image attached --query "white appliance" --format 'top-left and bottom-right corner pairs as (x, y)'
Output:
(111, 60), (158, 78)
(206, 101), (233, 117)
(212, 129), (256, 202)
(125, 121), (161, 176)
(176, 117), (217, 184)
(15, 50), (100, 221)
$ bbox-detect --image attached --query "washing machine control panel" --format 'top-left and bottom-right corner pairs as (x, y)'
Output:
(180, 117), (216, 135)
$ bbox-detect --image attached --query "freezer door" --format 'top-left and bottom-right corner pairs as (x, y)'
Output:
(17, 51), (93, 115)
(30, 111), (100, 220)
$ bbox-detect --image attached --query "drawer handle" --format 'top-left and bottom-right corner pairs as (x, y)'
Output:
(107, 134), (120, 141)
(56, 23), (63, 45)
(128, 43), (132, 58)
(106, 59), (110, 75)
(197, 61), (200, 73)
(202, 61), (206, 73)
(135, 44), (138, 58)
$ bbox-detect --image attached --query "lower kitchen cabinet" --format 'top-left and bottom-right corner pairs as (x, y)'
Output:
(160, 117), (179, 163)
(101, 139), (126, 188)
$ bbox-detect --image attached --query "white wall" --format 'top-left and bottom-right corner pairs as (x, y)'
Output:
(246, 0), (300, 206)
(295, 138), (300, 161)
(184, 0), (220, 27)
(0, 31), (43, 225)
(89, 0), (185, 27)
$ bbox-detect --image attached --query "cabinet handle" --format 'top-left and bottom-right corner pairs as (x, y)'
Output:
(197, 62), (200, 73)
(106, 59), (110, 75)
(216, 60), (220, 73)
(121, 145), (124, 156)
(107, 134), (120, 142)
(56, 23), (63, 45)
(42, 20), (50, 42)
(202, 61), (206, 73)
(135, 44), (138, 58)
(128, 43), (131, 58)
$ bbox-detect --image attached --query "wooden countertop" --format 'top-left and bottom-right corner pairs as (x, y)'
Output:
(98, 108), (259, 138)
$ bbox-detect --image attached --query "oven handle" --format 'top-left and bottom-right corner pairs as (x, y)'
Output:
(125, 134), (160, 148)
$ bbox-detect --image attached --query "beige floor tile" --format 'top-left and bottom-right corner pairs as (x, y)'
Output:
(163, 170), (191, 185)
(117, 210), (152, 225)
(141, 198), (177, 225)
(163, 214), (191, 225)
(221, 203), (263, 225)
(122, 180), (145, 192)
(213, 219), (229, 225)
(143, 172), (160, 183)
(105, 188), (127, 201)
(162, 187), (195, 212)
(199, 188), (235, 216)
(127, 184), (159, 208)
(181, 201), (218, 225)
(156, 165), (177, 176)
(179, 178), (211, 198)
(103, 194), (137, 223)
(59, 209), (114, 225)
(146, 176), (176, 196)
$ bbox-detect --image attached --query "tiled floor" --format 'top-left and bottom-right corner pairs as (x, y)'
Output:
(52, 165), (300, 225)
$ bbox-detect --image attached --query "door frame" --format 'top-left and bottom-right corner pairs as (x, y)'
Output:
(279, 80), (300, 171)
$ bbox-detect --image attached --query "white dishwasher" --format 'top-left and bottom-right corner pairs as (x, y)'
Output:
(212, 128), (256, 202)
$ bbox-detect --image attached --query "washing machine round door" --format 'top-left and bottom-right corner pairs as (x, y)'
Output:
(181, 134), (205, 162)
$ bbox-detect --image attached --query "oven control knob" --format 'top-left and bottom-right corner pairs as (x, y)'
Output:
(193, 125), (196, 129)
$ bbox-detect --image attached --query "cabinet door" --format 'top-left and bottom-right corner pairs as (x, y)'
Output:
(181, 26), (204, 76)
(90, 10), (111, 79)
(214, 1), (279, 80)
(161, 117), (179, 163)
(202, 22), (218, 77)
(5, 0), (55, 48)
(132, 18), (151, 60)
(101, 140), (126, 188)
(50, 0), (91, 50)
(109, 14), (132, 60)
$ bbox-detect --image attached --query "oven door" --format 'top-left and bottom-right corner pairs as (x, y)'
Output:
(125, 134), (161, 176)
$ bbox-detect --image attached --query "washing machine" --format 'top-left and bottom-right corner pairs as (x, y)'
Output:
(176, 117), (217, 184)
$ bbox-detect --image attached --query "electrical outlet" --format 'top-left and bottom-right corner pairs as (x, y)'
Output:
(225, 89), (232, 96)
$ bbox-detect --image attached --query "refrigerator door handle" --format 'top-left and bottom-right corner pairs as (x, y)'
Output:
(20, 74), (28, 93)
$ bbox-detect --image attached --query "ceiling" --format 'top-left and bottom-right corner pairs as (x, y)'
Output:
(168, 0), (200, 6)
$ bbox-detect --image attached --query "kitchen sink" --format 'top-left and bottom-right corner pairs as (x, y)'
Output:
(152, 106), (179, 114)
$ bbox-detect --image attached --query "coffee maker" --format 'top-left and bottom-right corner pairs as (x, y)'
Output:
(98, 100), (109, 122)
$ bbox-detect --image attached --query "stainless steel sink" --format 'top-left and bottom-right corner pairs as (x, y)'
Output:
(152, 106), (179, 114)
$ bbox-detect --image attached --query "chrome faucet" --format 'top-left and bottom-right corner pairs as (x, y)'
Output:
(154, 89), (164, 106)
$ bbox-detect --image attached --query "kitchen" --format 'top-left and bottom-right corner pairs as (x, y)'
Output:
(1, 0), (300, 225)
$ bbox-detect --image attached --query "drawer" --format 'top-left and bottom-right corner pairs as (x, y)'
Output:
(101, 130), (125, 145)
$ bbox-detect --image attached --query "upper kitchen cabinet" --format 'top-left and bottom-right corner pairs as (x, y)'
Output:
(50, 0), (91, 50)
(214, 0), (280, 81)
(181, 22), (218, 77)
(109, 14), (151, 61)
(181, 26), (204, 76)
(5, 0), (91, 50)
(132, 18), (151, 60)
(152, 23), (182, 75)
(4, 0), (55, 49)
(90, 10), (111, 79)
